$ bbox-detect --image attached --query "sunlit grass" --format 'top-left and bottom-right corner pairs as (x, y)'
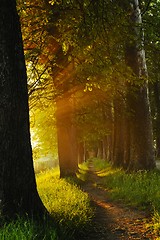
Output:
(76, 162), (90, 182)
(92, 158), (160, 236)
(79, 161), (90, 171)
(36, 168), (94, 236)
(0, 167), (93, 240)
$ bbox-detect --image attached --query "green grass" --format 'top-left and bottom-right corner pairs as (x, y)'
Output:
(92, 158), (160, 236)
(0, 167), (93, 240)
(36, 168), (94, 237)
(0, 217), (57, 240)
(76, 161), (90, 182)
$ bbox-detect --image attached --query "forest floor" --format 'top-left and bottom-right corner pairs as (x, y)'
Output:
(77, 163), (158, 240)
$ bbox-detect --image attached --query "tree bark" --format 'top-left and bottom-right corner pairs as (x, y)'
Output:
(112, 98), (125, 167)
(0, 0), (47, 218)
(153, 81), (160, 157)
(78, 141), (85, 164)
(56, 95), (78, 178)
(125, 0), (155, 170)
(96, 141), (103, 159)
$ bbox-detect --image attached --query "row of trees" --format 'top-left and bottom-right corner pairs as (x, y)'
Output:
(18, 0), (160, 176)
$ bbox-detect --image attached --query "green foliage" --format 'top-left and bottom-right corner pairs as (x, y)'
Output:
(75, 100), (112, 150)
(91, 158), (110, 170)
(30, 100), (57, 161)
(36, 169), (94, 235)
(18, 0), (159, 172)
(18, 0), (147, 161)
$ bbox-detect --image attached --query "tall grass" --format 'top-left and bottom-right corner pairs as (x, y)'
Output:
(0, 217), (57, 240)
(0, 167), (93, 240)
(92, 158), (160, 235)
(36, 168), (94, 237)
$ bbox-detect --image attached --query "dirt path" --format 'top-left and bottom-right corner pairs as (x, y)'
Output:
(77, 164), (158, 240)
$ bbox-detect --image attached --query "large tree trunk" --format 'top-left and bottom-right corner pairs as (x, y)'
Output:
(0, 0), (47, 218)
(56, 95), (78, 178)
(125, 0), (155, 170)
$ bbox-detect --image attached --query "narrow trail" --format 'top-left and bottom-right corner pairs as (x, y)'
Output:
(77, 162), (158, 240)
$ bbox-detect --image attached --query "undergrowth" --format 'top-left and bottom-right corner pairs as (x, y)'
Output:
(36, 168), (94, 238)
(0, 217), (57, 240)
(76, 161), (90, 182)
(0, 167), (93, 240)
(92, 158), (160, 236)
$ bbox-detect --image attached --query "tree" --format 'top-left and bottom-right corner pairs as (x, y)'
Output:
(0, 0), (46, 218)
(19, 0), (157, 172)
(124, 0), (155, 170)
(56, 94), (78, 177)
(18, 0), (80, 177)
(144, 0), (160, 158)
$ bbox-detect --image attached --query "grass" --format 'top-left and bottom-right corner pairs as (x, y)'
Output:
(92, 158), (160, 236)
(0, 167), (94, 240)
(36, 167), (94, 237)
(4, 158), (160, 238)
(0, 217), (57, 240)
(76, 161), (90, 182)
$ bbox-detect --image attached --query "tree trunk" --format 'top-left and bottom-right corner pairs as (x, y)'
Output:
(56, 95), (78, 178)
(125, 0), (155, 170)
(0, 0), (47, 218)
(153, 81), (160, 157)
(123, 116), (131, 169)
(112, 98), (125, 167)
(105, 135), (111, 162)
(78, 142), (85, 164)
